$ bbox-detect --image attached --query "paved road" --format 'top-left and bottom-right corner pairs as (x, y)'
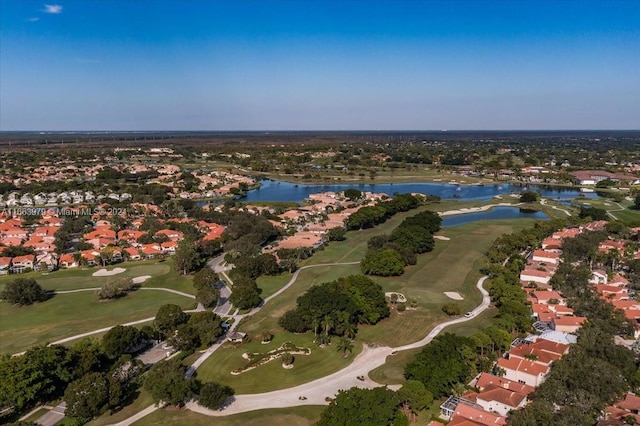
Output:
(213, 280), (233, 316)
(187, 275), (491, 417)
(35, 402), (65, 426)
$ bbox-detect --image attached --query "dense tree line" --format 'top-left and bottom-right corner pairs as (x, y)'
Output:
(361, 209), (441, 276)
(279, 275), (389, 342)
(0, 337), (145, 423)
(345, 193), (423, 230)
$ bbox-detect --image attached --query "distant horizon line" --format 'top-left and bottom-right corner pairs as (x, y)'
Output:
(1, 129), (639, 134)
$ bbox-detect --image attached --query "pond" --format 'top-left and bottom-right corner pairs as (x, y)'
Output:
(441, 206), (548, 228)
(238, 179), (598, 204)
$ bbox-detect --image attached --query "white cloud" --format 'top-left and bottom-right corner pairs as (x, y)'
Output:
(43, 4), (63, 14)
(27, 17), (40, 22)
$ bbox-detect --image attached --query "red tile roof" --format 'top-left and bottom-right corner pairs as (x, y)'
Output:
(475, 373), (535, 395)
(497, 357), (549, 377)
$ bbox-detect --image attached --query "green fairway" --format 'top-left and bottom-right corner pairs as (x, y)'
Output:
(0, 258), (195, 295)
(0, 289), (195, 354)
(131, 405), (325, 426)
(256, 273), (292, 299)
(197, 214), (538, 394)
(357, 220), (534, 347)
(572, 197), (640, 225)
(367, 308), (499, 386)
(194, 323), (362, 394)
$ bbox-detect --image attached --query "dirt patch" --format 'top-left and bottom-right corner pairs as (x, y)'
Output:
(433, 235), (450, 241)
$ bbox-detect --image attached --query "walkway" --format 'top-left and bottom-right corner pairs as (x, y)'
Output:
(539, 198), (572, 216)
(53, 287), (195, 299)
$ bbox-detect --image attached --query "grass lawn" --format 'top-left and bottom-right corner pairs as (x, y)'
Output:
(132, 405), (325, 426)
(89, 389), (155, 426)
(367, 308), (499, 386)
(357, 220), (534, 347)
(362, 219), (531, 385)
(572, 197), (640, 225)
(256, 273), (292, 299)
(0, 290), (195, 354)
(194, 329), (362, 394)
(20, 407), (49, 422)
(0, 258), (195, 295)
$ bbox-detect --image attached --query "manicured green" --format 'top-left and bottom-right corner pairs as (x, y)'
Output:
(0, 291), (195, 354)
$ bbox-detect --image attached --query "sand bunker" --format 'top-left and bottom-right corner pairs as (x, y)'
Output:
(433, 235), (450, 241)
(92, 267), (126, 277)
(444, 291), (464, 300)
(132, 275), (152, 284)
(385, 292), (407, 303)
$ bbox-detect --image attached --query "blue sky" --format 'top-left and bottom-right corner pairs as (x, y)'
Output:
(1, 0), (638, 130)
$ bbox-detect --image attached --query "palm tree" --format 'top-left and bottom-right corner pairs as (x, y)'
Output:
(336, 337), (354, 358)
(322, 314), (333, 336)
(343, 322), (357, 340)
(311, 317), (320, 342)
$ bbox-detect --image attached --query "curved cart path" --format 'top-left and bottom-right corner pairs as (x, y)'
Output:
(186, 276), (490, 417)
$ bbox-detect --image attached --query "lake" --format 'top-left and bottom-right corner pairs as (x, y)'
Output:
(441, 206), (548, 228)
(238, 179), (598, 203)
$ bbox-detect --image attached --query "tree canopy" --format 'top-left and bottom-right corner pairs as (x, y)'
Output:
(197, 382), (234, 410)
(279, 275), (389, 338)
(143, 360), (196, 406)
(317, 387), (406, 426)
(404, 333), (477, 398)
(1, 278), (48, 306)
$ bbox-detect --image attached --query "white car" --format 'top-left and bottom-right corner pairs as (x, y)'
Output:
(464, 312), (473, 318)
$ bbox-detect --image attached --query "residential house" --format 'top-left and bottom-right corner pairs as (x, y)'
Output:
(550, 315), (587, 333)
(0, 257), (11, 275)
(160, 241), (177, 255)
(604, 393), (640, 425)
(124, 247), (142, 261)
(474, 385), (529, 417)
(141, 244), (162, 259)
(154, 229), (184, 241)
(81, 250), (100, 266)
(531, 291), (565, 305)
(590, 270), (608, 285)
(59, 253), (79, 268)
(496, 357), (550, 387)
(448, 403), (507, 426)
(36, 253), (57, 271)
(531, 249), (560, 265)
(10, 254), (35, 273)
(520, 269), (553, 286)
